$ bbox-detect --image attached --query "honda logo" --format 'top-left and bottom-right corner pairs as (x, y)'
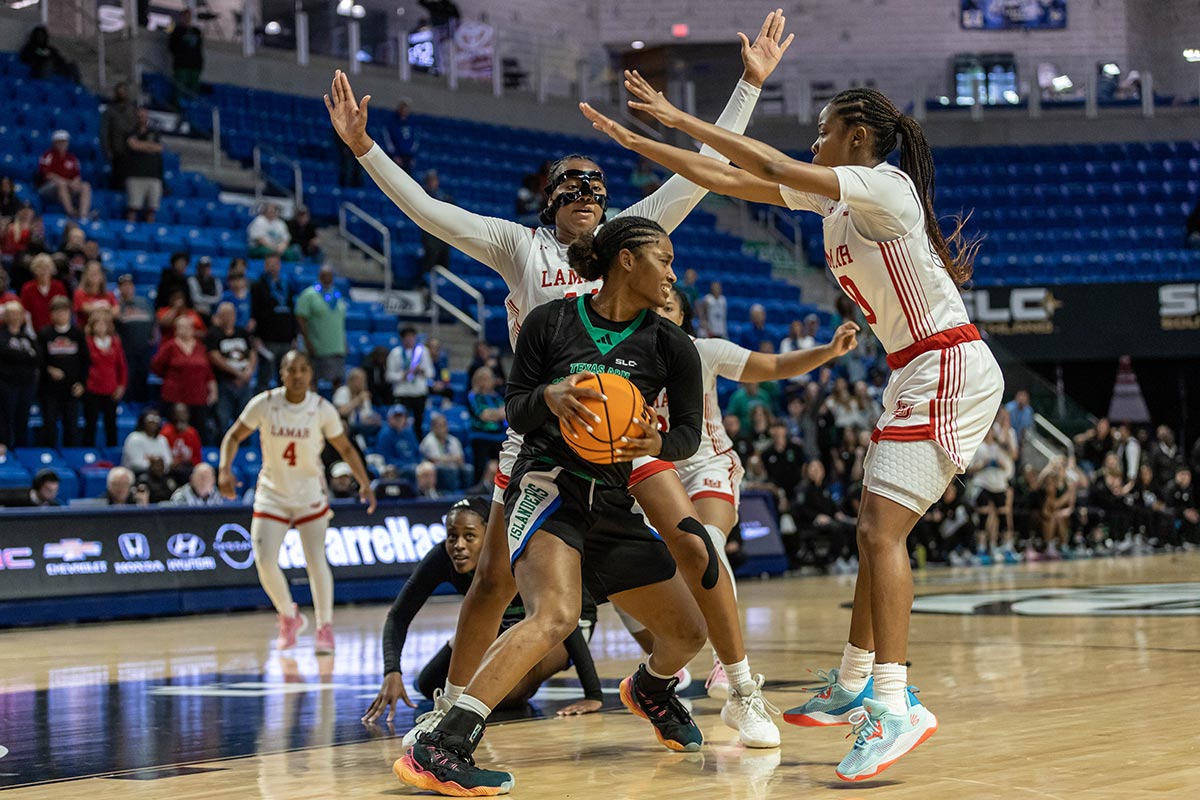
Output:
(167, 533), (206, 559)
(118, 533), (151, 561)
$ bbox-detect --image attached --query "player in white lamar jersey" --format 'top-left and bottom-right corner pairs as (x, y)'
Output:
(218, 351), (376, 655)
(584, 70), (1004, 781)
(326, 11), (793, 751)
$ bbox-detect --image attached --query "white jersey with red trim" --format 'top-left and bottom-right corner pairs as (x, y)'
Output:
(651, 336), (750, 468)
(237, 388), (343, 498)
(780, 163), (1003, 471)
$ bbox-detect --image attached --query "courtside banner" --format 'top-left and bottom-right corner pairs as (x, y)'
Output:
(961, 281), (1200, 360)
(0, 501), (449, 601)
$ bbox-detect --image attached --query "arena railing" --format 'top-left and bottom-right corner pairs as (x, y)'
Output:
(252, 143), (303, 208)
(338, 201), (392, 293)
(429, 265), (484, 342)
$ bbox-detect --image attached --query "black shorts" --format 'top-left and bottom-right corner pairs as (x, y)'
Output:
(976, 488), (1009, 509)
(503, 460), (676, 598)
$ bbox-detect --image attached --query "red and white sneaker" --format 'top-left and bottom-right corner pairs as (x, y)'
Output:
(315, 623), (335, 654)
(706, 662), (730, 700)
(275, 604), (307, 650)
(674, 667), (692, 692)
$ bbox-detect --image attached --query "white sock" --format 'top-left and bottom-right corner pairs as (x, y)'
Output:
(721, 656), (753, 693)
(443, 681), (465, 705)
(872, 662), (908, 713)
(645, 662), (676, 681)
(837, 642), (874, 693)
(454, 693), (493, 720)
(704, 523), (737, 599)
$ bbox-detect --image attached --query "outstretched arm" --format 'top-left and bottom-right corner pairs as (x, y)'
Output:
(740, 322), (859, 381)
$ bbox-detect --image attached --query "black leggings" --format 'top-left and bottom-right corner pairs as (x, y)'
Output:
(83, 392), (119, 448)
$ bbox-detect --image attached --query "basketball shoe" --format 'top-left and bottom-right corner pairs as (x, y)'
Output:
(275, 604), (307, 650)
(675, 667), (692, 692)
(314, 624), (335, 654)
(705, 661), (730, 700)
(394, 730), (514, 797)
(782, 669), (872, 727)
(403, 689), (454, 749)
(835, 695), (937, 781)
(720, 674), (781, 748)
(620, 665), (703, 752)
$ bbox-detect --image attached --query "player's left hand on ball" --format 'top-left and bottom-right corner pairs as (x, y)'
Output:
(613, 417), (661, 460)
(830, 321), (859, 356)
(556, 698), (603, 717)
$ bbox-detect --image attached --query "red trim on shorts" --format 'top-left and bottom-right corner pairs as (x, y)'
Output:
(252, 510), (292, 524)
(691, 490), (736, 505)
(628, 459), (676, 487)
(886, 324), (980, 371)
(871, 424), (934, 443)
(494, 472), (510, 490)
(293, 506), (330, 526)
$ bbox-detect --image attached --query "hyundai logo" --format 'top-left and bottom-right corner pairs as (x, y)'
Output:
(167, 533), (206, 559)
(213, 524), (255, 569)
(118, 533), (151, 561)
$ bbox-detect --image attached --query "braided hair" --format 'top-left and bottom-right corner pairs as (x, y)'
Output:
(567, 216), (666, 281)
(827, 88), (981, 286)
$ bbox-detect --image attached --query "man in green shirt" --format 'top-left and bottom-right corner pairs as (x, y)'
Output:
(295, 265), (348, 385)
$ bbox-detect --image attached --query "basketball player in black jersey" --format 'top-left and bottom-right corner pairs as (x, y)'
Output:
(396, 217), (707, 796)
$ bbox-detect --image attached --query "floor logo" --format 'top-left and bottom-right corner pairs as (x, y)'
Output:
(911, 583), (1200, 616)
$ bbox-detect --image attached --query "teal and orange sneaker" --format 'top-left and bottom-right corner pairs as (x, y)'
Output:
(835, 695), (938, 782)
(393, 730), (514, 797)
(783, 669), (873, 727)
(619, 664), (703, 752)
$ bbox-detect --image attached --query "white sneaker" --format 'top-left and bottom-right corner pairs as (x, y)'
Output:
(401, 689), (453, 749)
(720, 675), (781, 748)
(705, 662), (730, 701)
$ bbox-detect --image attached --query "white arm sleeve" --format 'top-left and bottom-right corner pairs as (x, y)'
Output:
(358, 144), (532, 285)
(236, 392), (267, 430)
(697, 338), (751, 382)
(619, 79), (762, 233)
(833, 165), (922, 241)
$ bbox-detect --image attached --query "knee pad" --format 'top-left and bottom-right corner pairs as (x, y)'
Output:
(677, 515), (720, 591)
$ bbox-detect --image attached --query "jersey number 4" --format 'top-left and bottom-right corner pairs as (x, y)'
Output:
(838, 276), (878, 324)
(282, 441), (297, 467)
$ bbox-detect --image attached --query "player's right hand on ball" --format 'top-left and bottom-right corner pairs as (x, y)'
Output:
(362, 672), (415, 723)
(545, 372), (605, 439)
(217, 468), (239, 500)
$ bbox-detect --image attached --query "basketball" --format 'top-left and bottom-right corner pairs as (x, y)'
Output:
(559, 372), (654, 464)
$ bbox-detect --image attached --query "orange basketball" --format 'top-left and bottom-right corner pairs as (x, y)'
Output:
(559, 372), (653, 464)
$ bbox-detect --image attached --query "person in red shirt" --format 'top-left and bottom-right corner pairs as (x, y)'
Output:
(1, 204), (43, 282)
(73, 260), (119, 327)
(151, 314), (216, 443)
(19, 253), (68, 332)
(83, 308), (127, 447)
(161, 401), (203, 479)
(155, 288), (207, 340)
(37, 130), (92, 219)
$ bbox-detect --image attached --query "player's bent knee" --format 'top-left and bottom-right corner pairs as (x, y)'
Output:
(526, 604), (580, 646)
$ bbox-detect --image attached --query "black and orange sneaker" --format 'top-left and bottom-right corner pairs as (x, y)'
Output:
(393, 730), (514, 797)
(619, 664), (703, 752)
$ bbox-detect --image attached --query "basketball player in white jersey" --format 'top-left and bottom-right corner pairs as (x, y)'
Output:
(218, 350), (376, 655)
(325, 10), (794, 751)
(582, 58), (1004, 780)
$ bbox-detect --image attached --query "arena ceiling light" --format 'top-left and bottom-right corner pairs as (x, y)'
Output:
(1051, 75), (1074, 92)
(9, 0), (40, 9)
(1184, 49), (1200, 63)
(336, 0), (365, 18)
(1101, 63), (1121, 76)
(264, 21), (282, 35)
(631, 40), (645, 50)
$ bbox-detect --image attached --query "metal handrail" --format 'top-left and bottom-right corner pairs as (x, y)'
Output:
(134, 58), (222, 171)
(429, 265), (484, 340)
(252, 144), (303, 207)
(1033, 412), (1075, 458)
(339, 202), (392, 292)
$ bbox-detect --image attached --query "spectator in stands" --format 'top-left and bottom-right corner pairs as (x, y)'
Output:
(779, 315), (818, 355)
(187, 256), (222, 319)
(1164, 466), (1198, 546)
(156, 288), (206, 339)
(168, 8), (205, 97)
(123, 108), (164, 222)
(55, 224), (88, 287)
(916, 483), (973, 566)
(27, 469), (63, 507)
(420, 411), (466, 471)
(73, 260), (118, 326)
(0, 176), (19, 223)
(333, 367), (382, 441)
(1147, 425), (1186, 490)
(328, 461), (359, 500)
(161, 402), (202, 478)
(990, 404), (1020, 460)
(387, 326), (433, 434)
(295, 264), (347, 386)
(0, 300), (38, 450)
(415, 460), (440, 498)
(699, 280), (727, 338)
(152, 316), (216, 440)
(425, 337), (453, 404)
(418, 170), (453, 275)
(467, 340), (504, 388)
(362, 345), (393, 406)
(37, 131), (91, 220)
(116, 273), (155, 401)
(515, 174), (541, 226)
(247, 203), (297, 260)
(2, 203), (43, 283)
(674, 267), (699, 308)
(83, 309), (126, 448)
(37, 296), (87, 447)
(100, 82), (137, 190)
(138, 457), (177, 504)
(738, 303), (770, 351)
(122, 408), (172, 474)
(384, 98), (419, 174)
(762, 420), (804, 499)
(287, 206), (321, 260)
(466, 459), (498, 497)
(250, 254), (296, 388)
(724, 413), (752, 464)
(1114, 423), (1142, 481)
(377, 405), (420, 465)
(743, 404), (774, 455)
(106, 466), (148, 506)
(1005, 389), (1034, 446)
(0, 270), (15, 306)
(1186, 198), (1200, 249)
(220, 262), (254, 330)
(467, 365), (505, 480)
(727, 381), (772, 431)
(823, 377), (867, 434)
(19, 26), (79, 82)
(830, 426), (867, 487)
(169, 462), (224, 506)
(155, 252), (191, 309)
(1074, 417), (1114, 473)
(21, 254), (68, 333)
(207, 301), (256, 434)
(791, 459), (855, 572)
(969, 423), (1017, 564)
(629, 158), (662, 198)
(1037, 458), (1075, 559)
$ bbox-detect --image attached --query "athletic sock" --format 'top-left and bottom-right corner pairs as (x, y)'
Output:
(872, 662), (908, 713)
(439, 704), (488, 752)
(640, 662), (676, 693)
(721, 656), (754, 694)
(453, 693), (493, 720)
(837, 642), (874, 693)
(443, 680), (465, 705)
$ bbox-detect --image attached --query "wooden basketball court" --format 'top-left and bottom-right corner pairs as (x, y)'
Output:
(2, 552), (1198, 799)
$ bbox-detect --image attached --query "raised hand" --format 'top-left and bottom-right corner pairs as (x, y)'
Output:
(579, 103), (637, 150)
(623, 70), (682, 129)
(738, 8), (794, 88)
(323, 69), (374, 157)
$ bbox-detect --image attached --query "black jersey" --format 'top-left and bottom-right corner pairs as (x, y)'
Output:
(506, 295), (703, 487)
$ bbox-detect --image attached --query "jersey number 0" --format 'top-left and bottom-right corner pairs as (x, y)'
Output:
(838, 275), (878, 324)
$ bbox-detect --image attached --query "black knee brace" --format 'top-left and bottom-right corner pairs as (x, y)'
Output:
(677, 515), (719, 590)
